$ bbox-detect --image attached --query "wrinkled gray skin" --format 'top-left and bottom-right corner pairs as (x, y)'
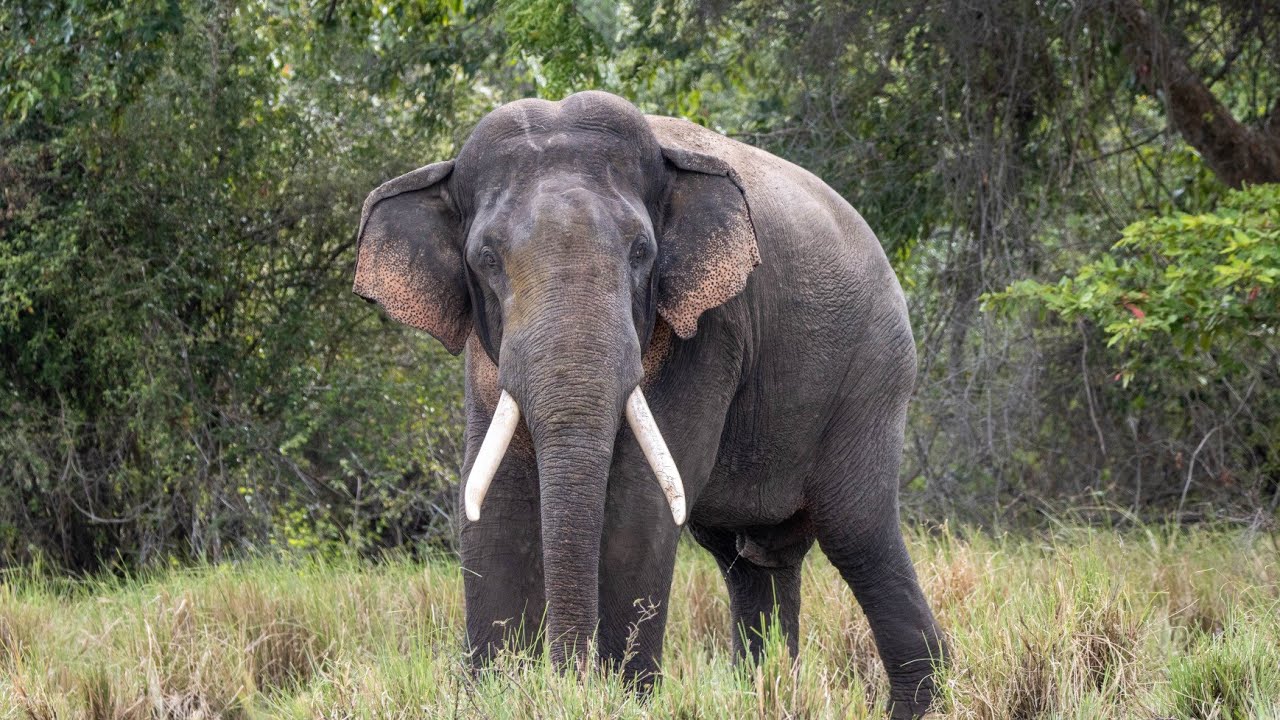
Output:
(353, 91), (946, 718)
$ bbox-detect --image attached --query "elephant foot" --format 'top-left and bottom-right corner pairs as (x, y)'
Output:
(886, 679), (939, 719)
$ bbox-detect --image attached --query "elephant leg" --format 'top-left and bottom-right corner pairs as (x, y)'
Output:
(458, 458), (545, 667)
(594, 319), (742, 687)
(688, 524), (809, 662)
(810, 422), (946, 720)
(596, 451), (683, 689)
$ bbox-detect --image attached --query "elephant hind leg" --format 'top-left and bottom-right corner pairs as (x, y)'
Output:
(689, 523), (811, 661)
(810, 424), (947, 719)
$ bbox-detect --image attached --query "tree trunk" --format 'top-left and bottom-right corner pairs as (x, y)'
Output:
(1109, 0), (1280, 187)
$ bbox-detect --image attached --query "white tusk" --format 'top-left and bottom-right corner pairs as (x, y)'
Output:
(625, 388), (687, 525)
(464, 390), (521, 522)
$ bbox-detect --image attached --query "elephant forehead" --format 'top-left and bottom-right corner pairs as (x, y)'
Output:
(466, 131), (652, 194)
(469, 93), (655, 148)
(455, 97), (662, 198)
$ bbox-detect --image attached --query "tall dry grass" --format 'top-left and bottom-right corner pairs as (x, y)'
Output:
(1, 525), (1277, 719)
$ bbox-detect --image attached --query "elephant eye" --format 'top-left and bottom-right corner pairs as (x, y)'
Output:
(630, 237), (649, 266)
(480, 247), (499, 270)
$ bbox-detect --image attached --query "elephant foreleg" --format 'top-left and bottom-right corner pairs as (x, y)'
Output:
(458, 460), (545, 666)
(596, 452), (682, 689)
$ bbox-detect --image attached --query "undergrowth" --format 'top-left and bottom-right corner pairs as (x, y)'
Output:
(1, 525), (1277, 719)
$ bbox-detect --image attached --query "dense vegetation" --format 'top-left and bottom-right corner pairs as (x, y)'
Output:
(3, 0), (1279, 570)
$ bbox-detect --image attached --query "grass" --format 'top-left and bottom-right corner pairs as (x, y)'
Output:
(2, 525), (1278, 719)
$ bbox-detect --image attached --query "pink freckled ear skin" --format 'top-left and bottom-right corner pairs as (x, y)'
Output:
(656, 148), (760, 340)
(353, 160), (472, 355)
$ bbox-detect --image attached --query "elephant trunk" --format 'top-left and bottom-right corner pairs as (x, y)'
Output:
(500, 302), (641, 669)
(531, 406), (620, 667)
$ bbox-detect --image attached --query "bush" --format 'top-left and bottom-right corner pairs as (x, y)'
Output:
(0, 1), (475, 570)
(987, 184), (1280, 387)
(983, 185), (1280, 516)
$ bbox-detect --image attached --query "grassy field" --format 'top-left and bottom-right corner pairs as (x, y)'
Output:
(2, 526), (1278, 719)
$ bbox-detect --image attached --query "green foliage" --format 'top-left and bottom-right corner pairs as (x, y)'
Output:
(980, 185), (1280, 515)
(0, 1), (186, 126)
(3, 0), (1279, 570)
(501, 0), (604, 95)
(0, 0), (475, 569)
(986, 184), (1280, 386)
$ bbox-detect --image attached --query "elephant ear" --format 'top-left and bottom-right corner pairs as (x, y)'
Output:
(656, 146), (760, 339)
(353, 160), (471, 354)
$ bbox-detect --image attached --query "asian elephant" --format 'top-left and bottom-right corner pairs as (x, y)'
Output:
(352, 91), (947, 718)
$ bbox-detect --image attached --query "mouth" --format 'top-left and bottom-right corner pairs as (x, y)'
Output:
(463, 386), (686, 525)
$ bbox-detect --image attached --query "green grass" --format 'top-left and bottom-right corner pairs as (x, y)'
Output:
(2, 526), (1278, 719)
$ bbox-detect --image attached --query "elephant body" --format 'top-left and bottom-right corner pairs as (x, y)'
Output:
(354, 92), (945, 718)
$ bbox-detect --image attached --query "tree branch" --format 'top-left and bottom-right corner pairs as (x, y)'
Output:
(1109, 0), (1280, 187)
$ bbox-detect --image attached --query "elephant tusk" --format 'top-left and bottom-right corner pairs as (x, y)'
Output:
(625, 388), (687, 525)
(464, 390), (521, 522)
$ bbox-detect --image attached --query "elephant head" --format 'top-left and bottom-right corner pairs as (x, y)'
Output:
(352, 91), (758, 665)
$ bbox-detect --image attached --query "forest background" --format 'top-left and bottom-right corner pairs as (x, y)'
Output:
(3, 0), (1279, 571)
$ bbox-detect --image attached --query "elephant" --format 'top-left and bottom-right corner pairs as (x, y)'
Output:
(352, 90), (947, 718)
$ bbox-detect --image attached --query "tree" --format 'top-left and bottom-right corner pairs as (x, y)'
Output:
(1109, 0), (1280, 187)
(0, 0), (487, 568)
